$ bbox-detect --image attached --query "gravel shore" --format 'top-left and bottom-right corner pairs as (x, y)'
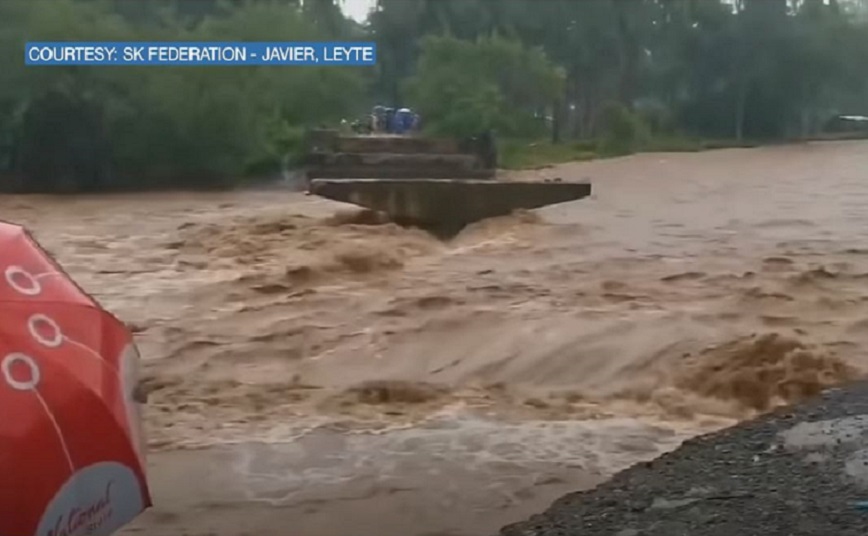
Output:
(499, 382), (868, 536)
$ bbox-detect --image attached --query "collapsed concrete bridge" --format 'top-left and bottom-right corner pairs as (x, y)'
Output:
(302, 128), (592, 236)
(310, 178), (593, 237)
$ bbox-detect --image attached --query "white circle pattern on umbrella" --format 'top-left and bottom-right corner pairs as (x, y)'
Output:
(28, 312), (121, 376)
(4, 265), (59, 296)
(1, 351), (75, 473)
(2, 264), (127, 476)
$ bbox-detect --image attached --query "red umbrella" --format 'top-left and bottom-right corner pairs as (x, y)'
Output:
(0, 221), (151, 536)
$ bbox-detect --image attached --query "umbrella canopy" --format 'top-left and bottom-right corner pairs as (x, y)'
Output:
(0, 221), (151, 536)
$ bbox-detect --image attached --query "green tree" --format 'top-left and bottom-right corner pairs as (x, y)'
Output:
(405, 34), (563, 138)
(0, 0), (366, 191)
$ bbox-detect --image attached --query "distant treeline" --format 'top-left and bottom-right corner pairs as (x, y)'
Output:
(1, 0), (867, 192)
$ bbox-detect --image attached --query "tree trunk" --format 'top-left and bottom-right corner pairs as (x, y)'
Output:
(615, 1), (639, 107)
(570, 74), (584, 139)
(735, 81), (747, 142)
(586, 87), (599, 138)
(800, 107), (810, 139)
(551, 98), (562, 144)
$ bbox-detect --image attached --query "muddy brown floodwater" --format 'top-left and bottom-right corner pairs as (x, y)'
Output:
(4, 140), (868, 536)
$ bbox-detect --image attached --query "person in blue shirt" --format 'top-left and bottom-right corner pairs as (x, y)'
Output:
(392, 108), (411, 135)
(399, 108), (414, 133)
(384, 108), (396, 133)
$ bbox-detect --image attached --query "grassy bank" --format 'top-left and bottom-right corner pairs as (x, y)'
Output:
(499, 137), (760, 171)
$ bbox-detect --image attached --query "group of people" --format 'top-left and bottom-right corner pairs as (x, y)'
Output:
(349, 106), (421, 135)
(371, 106), (421, 134)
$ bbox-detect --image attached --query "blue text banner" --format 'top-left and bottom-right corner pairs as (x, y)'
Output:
(25, 42), (376, 66)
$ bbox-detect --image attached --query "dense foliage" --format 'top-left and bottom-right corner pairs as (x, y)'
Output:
(1, 0), (867, 191)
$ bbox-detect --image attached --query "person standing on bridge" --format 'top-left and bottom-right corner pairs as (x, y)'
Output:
(398, 108), (414, 134)
(371, 105), (385, 133)
(384, 108), (396, 134)
(394, 108), (412, 135)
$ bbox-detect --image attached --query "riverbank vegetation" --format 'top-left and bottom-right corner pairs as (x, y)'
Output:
(1, 0), (867, 191)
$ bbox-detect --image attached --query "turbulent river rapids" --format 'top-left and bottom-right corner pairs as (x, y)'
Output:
(6, 140), (868, 536)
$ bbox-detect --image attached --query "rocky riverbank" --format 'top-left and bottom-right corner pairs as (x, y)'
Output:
(499, 381), (868, 536)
